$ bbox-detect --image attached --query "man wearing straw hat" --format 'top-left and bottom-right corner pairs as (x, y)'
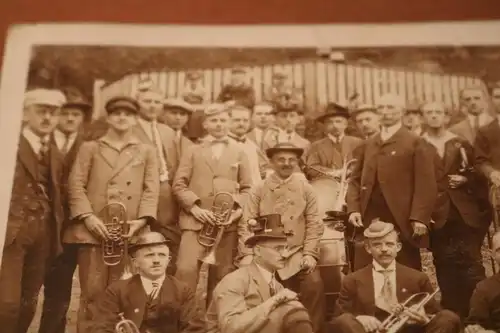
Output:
(0, 88), (65, 333)
(207, 214), (314, 333)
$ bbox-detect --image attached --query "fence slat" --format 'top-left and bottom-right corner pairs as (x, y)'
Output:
(212, 68), (223, 100)
(336, 64), (346, 103)
(396, 71), (406, 102)
(315, 61), (328, 110)
(355, 66), (365, 104)
(346, 64), (356, 102)
(303, 62), (317, 113)
(363, 67), (373, 105)
(327, 63), (337, 102)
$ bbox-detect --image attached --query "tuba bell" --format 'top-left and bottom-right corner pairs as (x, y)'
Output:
(115, 312), (140, 333)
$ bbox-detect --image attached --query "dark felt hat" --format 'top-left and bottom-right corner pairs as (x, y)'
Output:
(129, 232), (169, 253)
(244, 214), (288, 247)
(62, 95), (92, 113)
(316, 102), (350, 122)
(265, 142), (304, 159)
(105, 96), (140, 114)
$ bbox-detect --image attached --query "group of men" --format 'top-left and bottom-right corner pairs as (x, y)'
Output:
(2, 63), (500, 333)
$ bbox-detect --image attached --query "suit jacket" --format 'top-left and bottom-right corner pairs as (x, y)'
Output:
(172, 139), (253, 231)
(450, 115), (494, 145)
(205, 262), (287, 333)
(239, 173), (323, 259)
(335, 263), (440, 317)
(89, 274), (205, 333)
(303, 136), (362, 180)
(64, 134), (160, 244)
(466, 273), (500, 332)
(475, 119), (500, 180)
(346, 128), (437, 245)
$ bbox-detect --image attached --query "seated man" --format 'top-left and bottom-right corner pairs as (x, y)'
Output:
(89, 232), (205, 333)
(206, 214), (314, 333)
(465, 231), (500, 333)
(329, 220), (461, 333)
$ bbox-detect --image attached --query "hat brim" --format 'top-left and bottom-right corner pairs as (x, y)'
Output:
(316, 111), (350, 122)
(164, 103), (194, 113)
(266, 147), (304, 159)
(129, 240), (169, 253)
(107, 105), (138, 114)
(271, 108), (304, 115)
(63, 102), (92, 112)
(244, 234), (287, 247)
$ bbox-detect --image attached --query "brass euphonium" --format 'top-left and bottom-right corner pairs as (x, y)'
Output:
(115, 312), (140, 333)
(198, 192), (235, 265)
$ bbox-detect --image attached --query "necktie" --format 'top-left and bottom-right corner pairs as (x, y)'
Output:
(376, 270), (396, 312)
(149, 281), (160, 300)
(61, 133), (71, 155)
(269, 275), (277, 296)
(150, 122), (168, 181)
(39, 136), (49, 161)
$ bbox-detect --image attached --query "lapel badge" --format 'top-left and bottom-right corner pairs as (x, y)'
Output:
(401, 288), (407, 293)
(134, 308), (139, 313)
(391, 150), (396, 156)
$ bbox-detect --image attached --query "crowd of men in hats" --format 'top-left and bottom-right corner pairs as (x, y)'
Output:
(2, 65), (500, 333)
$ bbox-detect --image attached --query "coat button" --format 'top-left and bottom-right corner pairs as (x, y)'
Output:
(28, 216), (35, 222)
(290, 216), (294, 220)
(127, 196), (132, 200)
(109, 181), (116, 185)
(27, 183), (32, 188)
(127, 181), (131, 186)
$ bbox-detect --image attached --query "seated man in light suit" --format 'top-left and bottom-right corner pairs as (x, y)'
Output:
(329, 220), (461, 333)
(206, 214), (314, 333)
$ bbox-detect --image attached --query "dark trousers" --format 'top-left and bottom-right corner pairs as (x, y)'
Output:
(329, 311), (461, 333)
(279, 268), (326, 333)
(0, 213), (51, 333)
(430, 205), (487, 319)
(38, 244), (78, 333)
(354, 185), (422, 271)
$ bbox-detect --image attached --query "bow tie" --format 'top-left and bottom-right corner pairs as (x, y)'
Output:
(210, 138), (229, 145)
(231, 136), (246, 143)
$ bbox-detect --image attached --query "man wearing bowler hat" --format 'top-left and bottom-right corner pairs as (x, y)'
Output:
(216, 66), (256, 110)
(67, 95), (160, 332)
(39, 92), (93, 333)
(90, 232), (205, 333)
(207, 215), (314, 333)
(238, 142), (325, 332)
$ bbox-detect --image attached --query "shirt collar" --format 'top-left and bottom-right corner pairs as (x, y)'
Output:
(380, 122), (402, 138)
(421, 130), (457, 144)
(137, 116), (157, 128)
(140, 274), (165, 289)
(468, 113), (489, 127)
(278, 128), (295, 139)
(328, 133), (344, 144)
(204, 134), (229, 143)
(53, 128), (78, 141)
(372, 259), (396, 272)
(22, 126), (48, 144)
(255, 263), (273, 283)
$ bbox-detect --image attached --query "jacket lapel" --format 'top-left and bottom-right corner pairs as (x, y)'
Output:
(49, 136), (64, 187)
(109, 144), (141, 181)
(249, 263), (271, 301)
(395, 263), (412, 303)
(125, 275), (148, 326)
(133, 124), (153, 145)
(215, 142), (236, 170)
(363, 265), (376, 315)
(200, 142), (216, 173)
(18, 136), (38, 180)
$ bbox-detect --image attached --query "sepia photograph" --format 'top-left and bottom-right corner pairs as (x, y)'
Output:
(1, 22), (500, 333)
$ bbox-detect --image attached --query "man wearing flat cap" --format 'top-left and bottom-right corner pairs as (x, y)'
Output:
(329, 220), (461, 333)
(403, 99), (425, 136)
(0, 88), (65, 333)
(351, 104), (380, 140)
(207, 215), (314, 333)
(346, 93), (438, 271)
(173, 102), (253, 305)
(238, 142), (325, 332)
(39, 91), (93, 333)
(216, 66), (256, 110)
(162, 98), (195, 159)
(67, 95), (160, 332)
(89, 232), (205, 333)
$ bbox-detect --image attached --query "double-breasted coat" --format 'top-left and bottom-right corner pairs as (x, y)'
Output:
(65, 134), (159, 245)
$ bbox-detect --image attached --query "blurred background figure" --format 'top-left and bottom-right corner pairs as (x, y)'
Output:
(247, 101), (275, 149)
(403, 98), (425, 135)
(216, 66), (256, 110)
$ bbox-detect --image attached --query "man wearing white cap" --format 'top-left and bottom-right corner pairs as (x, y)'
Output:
(346, 93), (438, 270)
(329, 220), (461, 333)
(0, 88), (65, 333)
(162, 98), (195, 160)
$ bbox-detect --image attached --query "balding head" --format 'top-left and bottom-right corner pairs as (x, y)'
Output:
(376, 93), (405, 128)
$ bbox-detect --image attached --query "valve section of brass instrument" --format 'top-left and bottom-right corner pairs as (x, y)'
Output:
(198, 192), (235, 265)
(100, 202), (129, 267)
(115, 312), (140, 333)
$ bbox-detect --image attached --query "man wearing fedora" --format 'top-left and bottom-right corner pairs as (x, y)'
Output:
(89, 232), (205, 333)
(304, 102), (362, 181)
(238, 142), (325, 332)
(207, 215), (314, 333)
(216, 67), (256, 110)
(328, 220), (461, 333)
(38, 92), (93, 333)
(351, 104), (380, 140)
(66, 95), (160, 332)
(0, 88), (66, 333)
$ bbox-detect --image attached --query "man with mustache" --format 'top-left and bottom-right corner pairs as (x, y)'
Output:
(0, 88), (65, 333)
(216, 67), (256, 110)
(67, 96), (159, 332)
(38, 92), (92, 333)
(238, 143), (325, 332)
(352, 104), (380, 140)
(207, 215), (314, 333)
(346, 93), (438, 271)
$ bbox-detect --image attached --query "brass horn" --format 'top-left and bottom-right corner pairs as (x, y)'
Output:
(115, 312), (140, 333)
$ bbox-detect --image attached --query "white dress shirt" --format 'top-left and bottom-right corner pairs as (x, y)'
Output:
(373, 260), (397, 301)
(468, 113), (490, 129)
(137, 117), (169, 181)
(53, 129), (78, 153)
(328, 133), (344, 144)
(205, 135), (228, 160)
(277, 129), (295, 143)
(229, 134), (262, 185)
(380, 122), (402, 142)
(22, 127), (48, 155)
(140, 275), (165, 299)
(422, 131), (457, 158)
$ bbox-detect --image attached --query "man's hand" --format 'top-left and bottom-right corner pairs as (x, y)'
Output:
(329, 168), (343, 180)
(239, 255), (253, 266)
(229, 207), (243, 224)
(465, 324), (487, 333)
(348, 212), (363, 228)
(355, 315), (382, 332)
(300, 255), (317, 274)
(404, 305), (430, 325)
(271, 289), (298, 310)
(411, 221), (428, 238)
(84, 215), (110, 240)
(125, 219), (147, 238)
(448, 174), (467, 188)
(490, 170), (500, 187)
(190, 205), (216, 225)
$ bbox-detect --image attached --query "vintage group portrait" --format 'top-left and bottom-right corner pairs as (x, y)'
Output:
(0, 22), (499, 333)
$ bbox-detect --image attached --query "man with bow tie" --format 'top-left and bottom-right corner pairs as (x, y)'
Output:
(328, 220), (460, 333)
(67, 96), (160, 332)
(172, 102), (253, 305)
(0, 88), (65, 333)
(346, 93), (438, 271)
(89, 232), (205, 333)
(206, 215), (314, 333)
(39, 92), (93, 333)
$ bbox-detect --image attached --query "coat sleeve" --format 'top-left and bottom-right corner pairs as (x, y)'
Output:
(302, 182), (324, 259)
(178, 283), (206, 333)
(303, 142), (330, 179)
(346, 143), (365, 215)
(334, 274), (357, 316)
(474, 129), (495, 179)
(137, 146), (160, 221)
(172, 145), (200, 211)
(88, 283), (123, 333)
(238, 184), (262, 259)
(68, 141), (97, 220)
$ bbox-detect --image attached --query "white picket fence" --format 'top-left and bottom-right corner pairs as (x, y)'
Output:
(92, 60), (483, 119)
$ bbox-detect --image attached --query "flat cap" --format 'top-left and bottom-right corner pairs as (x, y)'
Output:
(129, 231), (169, 253)
(204, 102), (232, 117)
(24, 89), (66, 108)
(136, 79), (165, 96)
(266, 142), (304, 159)
(164, 98), (195, 113)
(105, 96), (139, 114)
(363, 219), (395, 239)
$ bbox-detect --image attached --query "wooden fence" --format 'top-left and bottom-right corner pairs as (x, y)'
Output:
(93, 60), (483, 119)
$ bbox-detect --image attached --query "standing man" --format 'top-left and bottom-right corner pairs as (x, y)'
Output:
(346, 93), (438, 271)
(0, 89), (65, 333)
(217, 67), (256, 110)
(66, 96), (159, 333)
(304, 103), (362, 181)
(247, 101), (275, 150)
(172, 103), (253, 304)
(238, 143), (325, 333)
(421, 101), (488, 319)
(403, 100), (425, 136)
(352, 104), (380, 140)
(39, 94), (92, 333)
(162, 98), (194, 160)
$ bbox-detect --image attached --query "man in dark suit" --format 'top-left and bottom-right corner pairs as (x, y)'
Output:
(38, 94), (92, 333)
(421, 101), (489, 319)
(329, 220), (461, 333)
(89, 231), (205, 333)
(0, 88), (66, 333)
(346, 93), (438, 271)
